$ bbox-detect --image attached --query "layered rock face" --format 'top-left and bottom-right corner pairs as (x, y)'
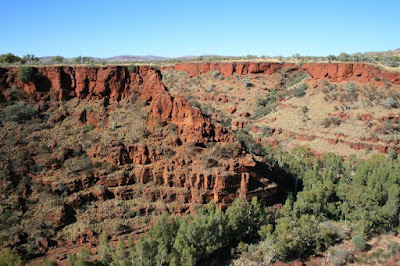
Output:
(161, 61), (400, 159)
(162, 62), (400, 85)
(0, 64), (282, 260)
(0, 66), (231, 143)
(0, 65), (276, 208)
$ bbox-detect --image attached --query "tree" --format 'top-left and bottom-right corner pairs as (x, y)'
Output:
(99, 231), (112, 264)
(127, 235), (135, 265)
(17, 66), (37, 83)
(132, 214), (180, 265)
(273, 214), (335, 260)
(173, 202), (229, 265)
(22, 54), (39, 63)
(0, 249), (24, 266)
(327, 55), (336, 63)
(112, 239), (127, 265)
(52, 56), (64, 63)
(73, 56), (94, 64)
(226, 197), (267, 241)
(0, 53), (22, 64)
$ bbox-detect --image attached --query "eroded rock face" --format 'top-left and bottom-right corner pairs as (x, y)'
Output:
(162, 62), (400, 85)
(164, 62), (296, 78)
(0, 66), (233, 144)
(0, 65), (275, 208)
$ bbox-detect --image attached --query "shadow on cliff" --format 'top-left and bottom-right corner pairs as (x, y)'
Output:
(270, 165), (302, 204)
(253, 161), (301, 205)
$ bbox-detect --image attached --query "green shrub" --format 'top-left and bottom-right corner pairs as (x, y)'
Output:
(254, 89), (279, 118)
(235, 130), (266, 156)
(381, 55), (400, 67)
(292, 84), (308, 97)
(52, 56), (64, 63)
(254, 106), (271, 118)
(6, 86), (24, 100)
(332, 117), (341, 126)
(0, 53), (23, 64)
(205, 84), (215, 92)
(352, 236), (366, 251)
(286, 71), (308, 88)
(387, 240), (400, 256)
(381, 97), (399, 109)
(0, 248), (24, 266)
(346, 82), (359, 95)
(211, 70), (220, 78)
(33, 164), (42, 173)
(127, 64), (137, 72)
(243, 78), (252, 87)
(4, 102), (38, 122)
(226, 85), (233, 91)
(17, 66), (37, 83)
(330, 246), (353, 266)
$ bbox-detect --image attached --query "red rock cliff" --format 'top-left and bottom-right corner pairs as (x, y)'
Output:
(0, 65), (278, 207)
(161, 62), (400, 85)
(0, 66), (232, 144)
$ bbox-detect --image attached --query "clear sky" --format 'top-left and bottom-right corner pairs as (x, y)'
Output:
(1, 0), (399, 58)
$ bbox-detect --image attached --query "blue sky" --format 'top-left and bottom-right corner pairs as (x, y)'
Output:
(1, 0), (399, 58)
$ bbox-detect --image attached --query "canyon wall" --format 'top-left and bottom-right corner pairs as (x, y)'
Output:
(0, 65), (232, 144)
(0, 65), (277, 209)
(162, 62), (400, 85)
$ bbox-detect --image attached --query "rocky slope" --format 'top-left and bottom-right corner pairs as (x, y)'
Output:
(162, 61), (400, 158)
(0, 65), (277, 262)
(162, 61), (400, 84)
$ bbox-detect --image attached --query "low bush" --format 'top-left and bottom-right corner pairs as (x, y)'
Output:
(380, 97), (399, 109)
(235, 130), (266, 156)
(286, 71), (308, 88)
(292, 84), (308, 97)
(6, 86), (25, 100)
(0, 248), (24, 266)
(387, 240), (400, 256)
(254, 106), (271, 118)
(4, 102), (38, 122)
(243, 78), (252, 87)
(329, 246), (353, 266)
(352, 236), (366, 252)
(17, 66), (37, 83)
(321, 117), (340, 128)
(127, 64), (137, 72)
(205, 84), (215, 92)
(210, 70), (220, 78)
(346, 82), (359, 95)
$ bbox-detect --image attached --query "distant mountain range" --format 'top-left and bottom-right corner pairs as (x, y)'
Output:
(38, 55), (238, 62)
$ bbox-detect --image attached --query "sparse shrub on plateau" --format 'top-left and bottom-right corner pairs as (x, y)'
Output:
(17, 66), (37, 83)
